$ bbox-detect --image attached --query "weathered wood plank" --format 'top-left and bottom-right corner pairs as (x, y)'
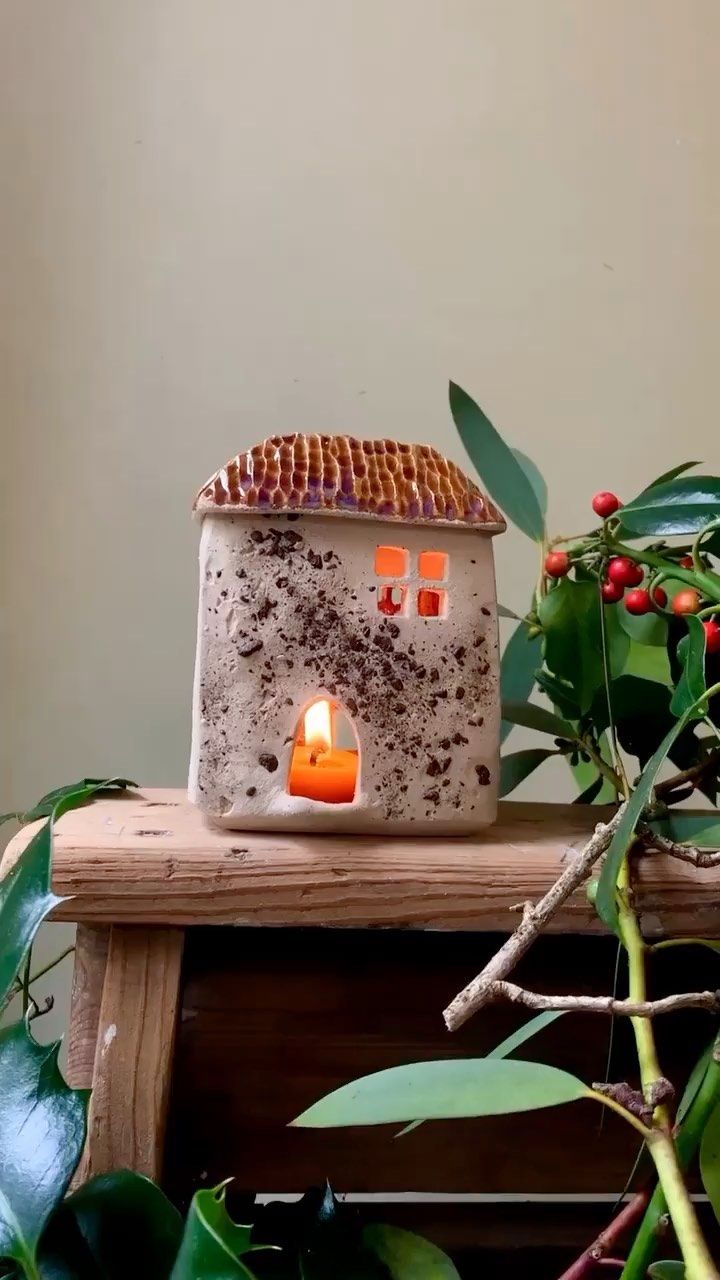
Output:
(3, 790), (719, 934)
(66, 924), (109, 1090)
(77, 925), (184, 1183)
(164, 928), (712, 1201)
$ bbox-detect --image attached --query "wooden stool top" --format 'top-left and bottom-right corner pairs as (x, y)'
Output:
(4, 789), (719, 935)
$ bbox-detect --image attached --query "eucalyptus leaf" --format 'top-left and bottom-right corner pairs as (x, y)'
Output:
(291, 1058), (588, 1128)
(595, 699), (706, 930)
(646, 461), (702, 489)
(500, 748), (557, 797)
(497, 604), (520, 620)
(500, 625), (543, 743)
(671, 615), (707, 718)
(511, 449), (547, 519)
(501, 701), (575, 740)
(620, 475), (720, 536)
(573, 775), (604, 804)
(170, 1186), (261, 1280)
(364, 1224), (460, 1279)
(701, 1101), (720, 1225)
(449, 382), (545, 541)
(677, 1040), (715, 1124)
(538, 580), (604, 714)
(0, 1022), (87, 1274)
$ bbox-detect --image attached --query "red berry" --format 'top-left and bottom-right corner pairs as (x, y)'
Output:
(592, 491), (621, 519)
(625, 588), (652, 616)
(679, 555), (695, 569)
(545, 550), (570, 578)
(653, 586), (668, 608)
(703, 620), (720, 654)
(601, 580), (624, 604)
(672, 589), (701, 616)
(607, 557), (643, 588)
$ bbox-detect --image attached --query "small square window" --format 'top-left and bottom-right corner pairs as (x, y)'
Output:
(417, 588), (447, 618)
(375, 545), (408, 577)
(419, 550), (448, 581)
(378, 584), (407, 616)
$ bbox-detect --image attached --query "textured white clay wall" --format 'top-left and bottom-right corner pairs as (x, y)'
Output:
(191, 514), (500, 833)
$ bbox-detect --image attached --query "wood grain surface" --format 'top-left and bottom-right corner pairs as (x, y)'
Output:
(3, 789), (719, 934)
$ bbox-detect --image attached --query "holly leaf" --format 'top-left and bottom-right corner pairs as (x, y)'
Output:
(170, 1186), (264, 1280)
(364, 1224), (460, 1278)
(0, 1022), (87, 1274)
(449, 382), (545, 541)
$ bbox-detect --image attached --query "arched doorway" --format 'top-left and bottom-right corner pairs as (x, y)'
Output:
(287, 697), (359, 803)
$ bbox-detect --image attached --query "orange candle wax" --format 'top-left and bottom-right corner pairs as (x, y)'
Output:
(288, 744), (358, 803)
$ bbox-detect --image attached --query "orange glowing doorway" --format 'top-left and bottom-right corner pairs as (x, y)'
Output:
(287, 698), (359, 803)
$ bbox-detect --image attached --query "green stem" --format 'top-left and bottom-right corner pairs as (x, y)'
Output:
(579, 736), (624, 796)
(609, 540), (720, 604)
(622, 1048), (720, 1278)
(617, 860), (719, 1279)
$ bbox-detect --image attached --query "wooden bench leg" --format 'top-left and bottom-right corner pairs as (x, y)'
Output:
(74, 925), (184, 1184)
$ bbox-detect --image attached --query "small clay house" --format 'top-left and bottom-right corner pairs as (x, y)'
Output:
(189, 434), (505, 834)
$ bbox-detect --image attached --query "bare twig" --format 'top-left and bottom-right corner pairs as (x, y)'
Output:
(556, 1191), (650, 1280)
(654, 748), (720, 801)
(641, 828), (720, 869)
(484, 980), (720, 1018)
(443, 807), (626, 1032)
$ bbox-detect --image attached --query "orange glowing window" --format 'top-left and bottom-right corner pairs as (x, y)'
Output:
(419, 550), (448, 581)
(417, 588), (447, 618)
(375, 545), (408, 578)
(378, 584), (407, 616)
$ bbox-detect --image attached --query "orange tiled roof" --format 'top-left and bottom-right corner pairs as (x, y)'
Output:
(194, 434), (505, 530)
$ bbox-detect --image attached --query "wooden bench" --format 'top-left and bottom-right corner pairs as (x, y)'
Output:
(6, 789), (720, 1274)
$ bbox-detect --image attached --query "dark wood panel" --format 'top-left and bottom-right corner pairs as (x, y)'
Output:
(165, 928), (715, 1206)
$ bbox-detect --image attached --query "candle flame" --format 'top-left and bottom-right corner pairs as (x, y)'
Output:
(304, 699), (332, 753)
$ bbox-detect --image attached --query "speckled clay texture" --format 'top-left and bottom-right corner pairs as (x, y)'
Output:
(189, 511), (502, 835)
(194, 434), (505, 530)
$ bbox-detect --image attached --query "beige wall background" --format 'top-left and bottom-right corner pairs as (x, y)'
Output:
(1, 0), (718, 1040)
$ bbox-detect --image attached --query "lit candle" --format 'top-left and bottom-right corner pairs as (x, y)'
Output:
(288, 699), (358, 803)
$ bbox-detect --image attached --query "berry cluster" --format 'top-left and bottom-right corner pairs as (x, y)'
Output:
(542, 490), (720, 653)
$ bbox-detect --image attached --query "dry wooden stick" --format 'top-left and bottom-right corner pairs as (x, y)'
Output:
(640, 828), (720, 869)
(443, 807), (626, 1032)
(485, 980), (720, 1018)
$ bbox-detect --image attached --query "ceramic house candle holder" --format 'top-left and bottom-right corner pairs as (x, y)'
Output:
(189, 434), (505, 834)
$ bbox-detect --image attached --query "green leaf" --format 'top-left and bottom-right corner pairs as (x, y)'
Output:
(538, 580), (605, 714)
(671, 615), (707, 717)
(38, 1171), (182, 1280)
(620, 637), (672, 686)
(0, 1022), (87, 1274)
(291, 1058), (588, 1128)
(171, 1186), (261, 1280)
(620, 475), (720, 536)
(500, 749), (557, 797)
(616, 608), (668, 648)
(677, 1040), (715, 1125)
(535, 669), (581, 720)
(497, 603), (520, 620)
(0, 781), (122, 1008)
(701, 1101), (720, 1225)
(511, 449), (548, 519)
(449, 382), (545, 541)
(653, 811), (720, 849)
(501, 701), (575, 739)
(649, 1264), (685, 1279)
(18, 778), (135, 824)
(646, 461), (702, 490)
(364, 1224), (460, 1278)
(500, 625), (543, 743)
(595, 700), (704, 930)
(573, 775), (604, 803)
